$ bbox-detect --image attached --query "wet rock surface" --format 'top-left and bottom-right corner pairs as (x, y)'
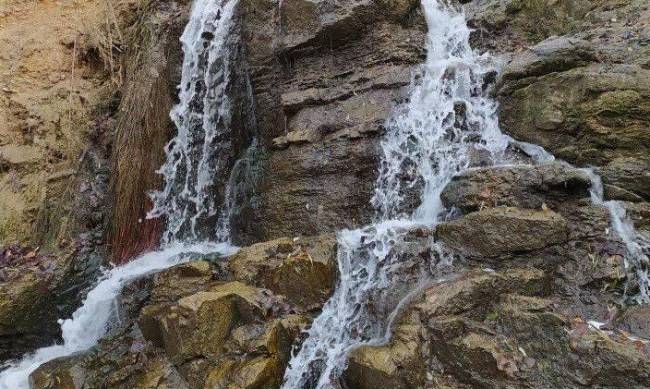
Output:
(0, 241), (102, 363)
(441, 163), (593, 213)
(2, 0), (650, 388)
(28, 234), (336, 389)
(345, 268), (650, 389)
(437, 207), (570, 257)
(235, 0), (427, 243)
(228, 235), (338, 310)
(485, 0), (650, 203)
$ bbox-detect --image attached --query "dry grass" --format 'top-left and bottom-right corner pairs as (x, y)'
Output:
(108, 0), (177, 263)
(88, 0), (155, 86)
(88, 0), (126, 85)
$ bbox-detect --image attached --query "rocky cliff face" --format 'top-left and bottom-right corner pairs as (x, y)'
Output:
(1, 0), (649, 388)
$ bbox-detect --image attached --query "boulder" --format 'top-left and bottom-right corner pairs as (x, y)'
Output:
(228, 235), (337, 309)
(465, 0), (650, 67)
(600, 157), (650, 201)
(344, 323), (426, 389)
(441, 163), (592, 213)
(31, 351), (190, 389)
(621, 201), (650, 232)
(147, 260), (215, 304)
(499, 62), (650, 169)
(202, 319), (292, 389)
(496, 32), (650, 201)
(615, 306), (650, 340)
(343, 268), (548, 387)
(345, 268), (650, 388)
(0, 245), (84, 362)
(436, 207), (570, 257)
(139, 281), (266, 362)
(497, 36), (597, 82)
(203, 355), (285, 389)
(31, 249), (313, 389)
(31, 355), (88, 389)
(464, 0), (598, 52)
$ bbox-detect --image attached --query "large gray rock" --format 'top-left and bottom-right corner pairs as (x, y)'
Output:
(30, 233), (334, 389)
(600, 157), (650, 201)
(498, 61), (650, 173)
(437, 207), (570, 257)
(495, 29), (650, 202)
(236, 0), (426, 243)
(228, 235), (338, 309)
(441, 163), (592, 213)
(345, 268), (650, 389)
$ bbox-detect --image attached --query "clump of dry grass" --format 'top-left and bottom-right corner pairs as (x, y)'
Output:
(87, 0), (155, 86)
(87, 0), (126, 85)
(108, 0), (179, 263)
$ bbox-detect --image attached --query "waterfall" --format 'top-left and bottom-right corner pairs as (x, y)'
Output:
(148, 0), (241, 245)
(2, 0), (648, 388)
(281, 1), (650, 388)
(0, 243), (237, 389)
(583, 169), (650, 303)
(0, 1), (240, 387)
(281, 1), (510, 387)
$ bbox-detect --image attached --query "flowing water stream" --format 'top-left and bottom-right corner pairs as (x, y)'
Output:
(584, 169), (650, 303)
(148, 0), (241, 245)
(0, 0), (240, 387)
(0, 243), (236, 389)
(281, 1), (510, 387)
(1, 0), (649, 388)
(281, 0), (650, 387)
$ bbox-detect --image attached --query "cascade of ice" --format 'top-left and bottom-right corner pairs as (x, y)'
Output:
(281, 1), (510, 387)
(0, 1), (241, 387)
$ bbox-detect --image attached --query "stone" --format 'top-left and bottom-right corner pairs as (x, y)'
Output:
(615, 306), (650, 340)
(203, 356), (285, 389)
(498, 36), (597, 82)
(348, 267), (650, 388)
(344, 323), (426, 389)
(148, 261), (215, 304)
(238, 0), (426, 243)
(31, 355), (88, 389)
(496, 27), (650, 202)
(436, 207), (570, 257)
(202, 319), (292, 389)
(600, 157), (650, 201)
(31, 250), (306, 389)
(343, 268), (549, 387)
(621, 201), (650, 232)
(31, 345), (191, 389)
(139, 282), (265, 362)
(499, 63), (650, 168)
(228, 235), (337, 309)
(464, 0), (598, 52)
(440, 163), (592, 213)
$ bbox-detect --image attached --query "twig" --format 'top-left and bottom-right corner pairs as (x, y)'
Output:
(69, 36), (77, 128)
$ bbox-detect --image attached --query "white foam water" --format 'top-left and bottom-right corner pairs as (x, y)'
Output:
(583, 169), (650, 303)
(0, 243), (236, 389)
(281, 0), (650, 387)
(148, 0), (240, 245)
(0, 0), (241, 387)
(281, 1), (510, 387)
